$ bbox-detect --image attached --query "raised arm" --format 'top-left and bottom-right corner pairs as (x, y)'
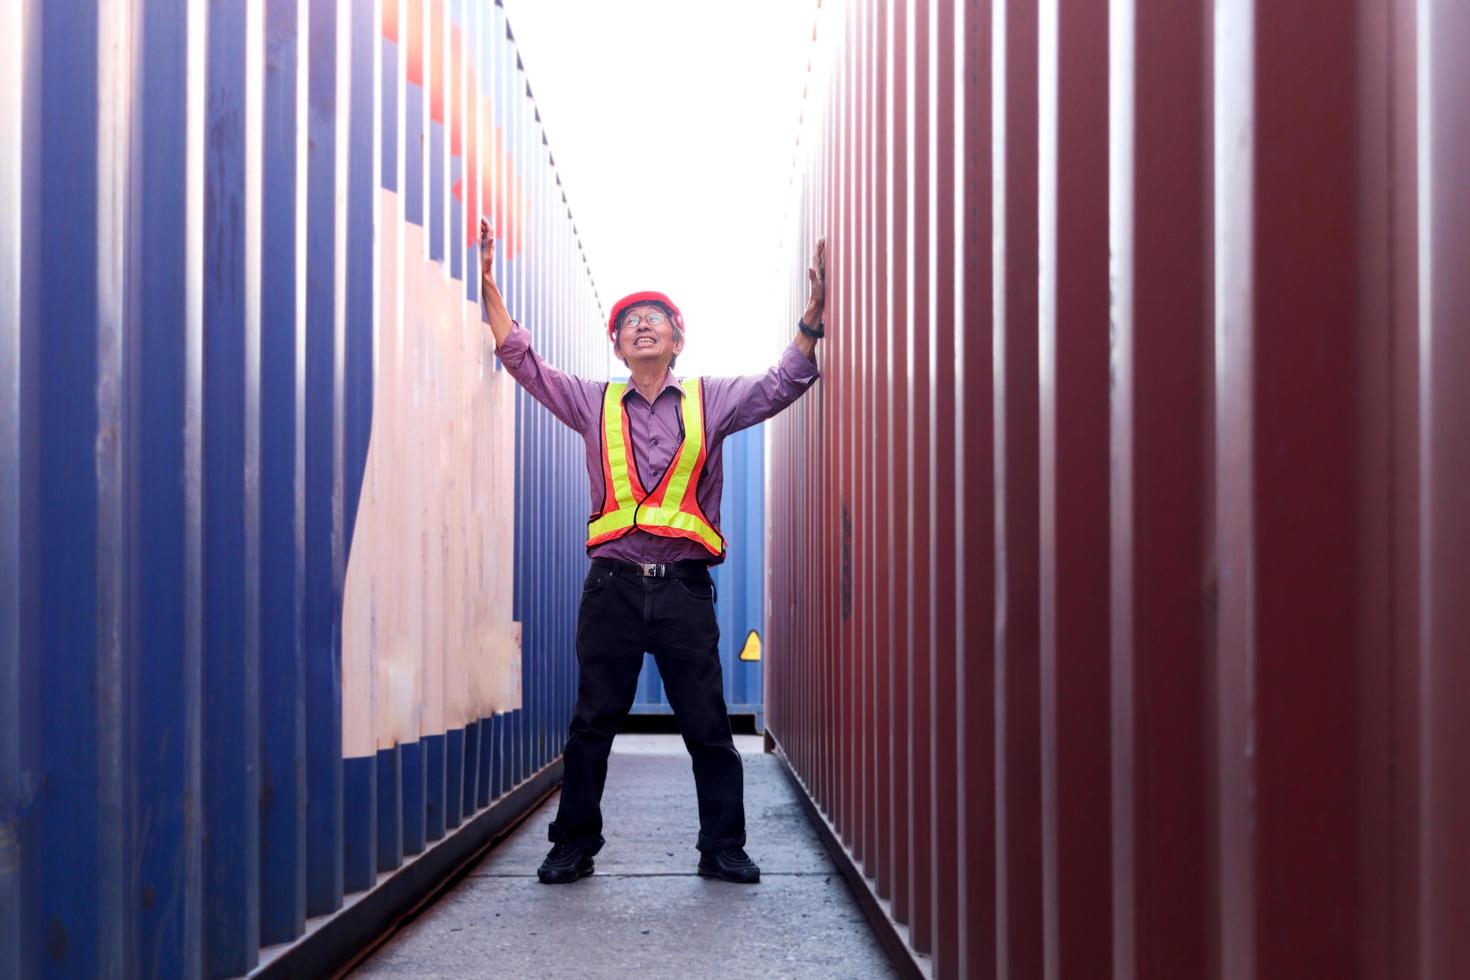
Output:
(478, 217), (600, 432)
(706, 237), (828, 436)
(793, 236), (826, 360)
(479, 217), (515, 348)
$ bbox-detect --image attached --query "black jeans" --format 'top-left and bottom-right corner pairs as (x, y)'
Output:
(548, 562), (745, 855)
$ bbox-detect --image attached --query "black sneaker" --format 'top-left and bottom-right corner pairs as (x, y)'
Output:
(697, 847), (761, 884)
(537, 842), (594, 884)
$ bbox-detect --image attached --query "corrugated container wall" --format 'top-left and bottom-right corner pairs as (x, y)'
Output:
(0, 1), (603, 975)
(766, 1), (1470, 978)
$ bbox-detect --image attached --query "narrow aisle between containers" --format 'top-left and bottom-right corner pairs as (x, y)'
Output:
(352, 735), (898, 979)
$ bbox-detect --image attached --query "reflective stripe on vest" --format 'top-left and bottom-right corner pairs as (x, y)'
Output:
(586, 379), (725, 556)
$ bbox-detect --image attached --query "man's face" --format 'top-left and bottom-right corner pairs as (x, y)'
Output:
(615, 304), (683, 368)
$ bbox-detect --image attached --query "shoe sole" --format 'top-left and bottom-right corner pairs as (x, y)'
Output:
(697, 866), (761, 884)
(538, 862), (595, 885)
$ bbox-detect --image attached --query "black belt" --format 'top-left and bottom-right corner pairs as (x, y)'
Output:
(591, 557), (711, 581)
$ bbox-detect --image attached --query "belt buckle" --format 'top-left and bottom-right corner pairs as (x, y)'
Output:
(638, 562), (665, 578)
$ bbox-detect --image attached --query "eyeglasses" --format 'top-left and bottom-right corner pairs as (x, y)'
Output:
(621, 312), (666, 330)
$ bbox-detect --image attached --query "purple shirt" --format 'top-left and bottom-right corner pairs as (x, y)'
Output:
(497, 322), (820, 564)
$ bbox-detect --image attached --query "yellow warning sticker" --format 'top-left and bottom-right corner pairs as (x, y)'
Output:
(738, 630), (762, 662)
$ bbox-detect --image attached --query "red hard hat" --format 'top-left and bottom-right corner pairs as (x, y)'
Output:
(607, 291), (685, 341)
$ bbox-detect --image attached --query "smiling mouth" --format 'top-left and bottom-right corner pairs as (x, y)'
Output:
(634, 337), (656, 349)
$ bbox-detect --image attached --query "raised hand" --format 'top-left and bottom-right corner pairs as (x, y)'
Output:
(794, 236), (827, 359)
(479, 216), (497, 291)
(806, 237), (826, 313)
(478, 216), (513, 347)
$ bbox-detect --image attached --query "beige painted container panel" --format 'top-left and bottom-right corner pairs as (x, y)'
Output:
(342, 188), (521, 760)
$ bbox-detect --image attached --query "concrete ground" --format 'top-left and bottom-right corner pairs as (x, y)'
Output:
(353, 735), (897, 980)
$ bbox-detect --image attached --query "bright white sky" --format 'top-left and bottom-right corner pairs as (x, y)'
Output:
(502, 0), (819, 378)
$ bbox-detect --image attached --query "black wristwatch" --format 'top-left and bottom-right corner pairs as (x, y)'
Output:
(798, 318), (826, 339)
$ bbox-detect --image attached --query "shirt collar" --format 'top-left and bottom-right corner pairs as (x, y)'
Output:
(621, 371), (684, 405)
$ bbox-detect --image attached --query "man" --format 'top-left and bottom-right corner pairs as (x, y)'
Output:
(476, 216), (826, 884)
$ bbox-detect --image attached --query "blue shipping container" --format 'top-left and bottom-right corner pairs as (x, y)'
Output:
(0, 1), (602, 976)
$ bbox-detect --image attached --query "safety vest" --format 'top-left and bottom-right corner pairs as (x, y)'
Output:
(586, 379), (725, 557)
